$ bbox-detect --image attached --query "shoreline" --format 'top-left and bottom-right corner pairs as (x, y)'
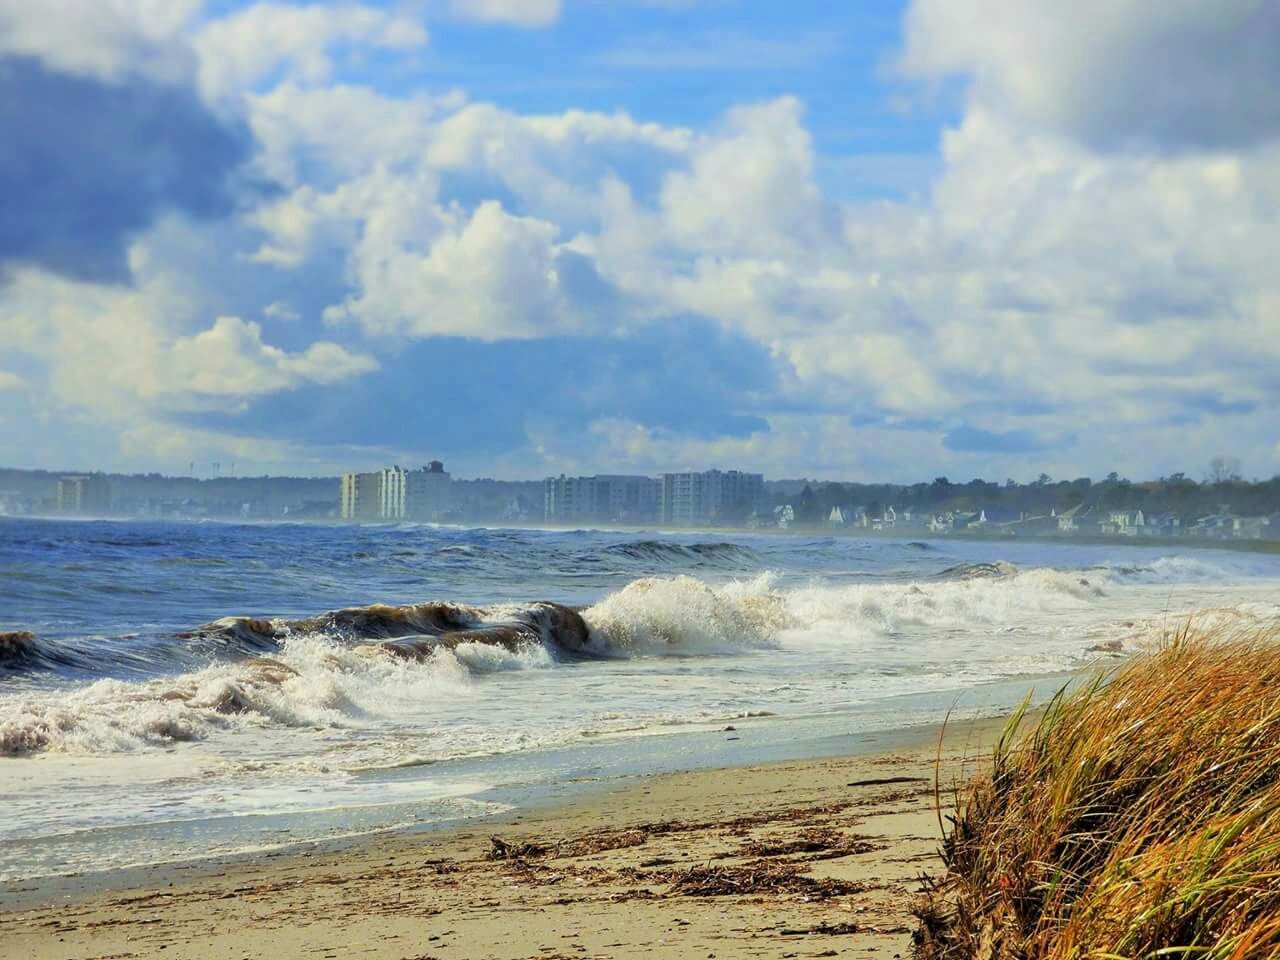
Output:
(1, 672), (1076, 907)
(0, 712), (1021, 958)
(5, 512), (1277, 556)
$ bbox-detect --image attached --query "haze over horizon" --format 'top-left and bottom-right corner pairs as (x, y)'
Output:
(1, 0), (1278, 483)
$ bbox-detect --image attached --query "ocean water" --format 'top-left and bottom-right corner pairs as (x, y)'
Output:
(2, 518), (1279, 884)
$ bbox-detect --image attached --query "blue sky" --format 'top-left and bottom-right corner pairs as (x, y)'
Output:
(0, 0), (1277, 481)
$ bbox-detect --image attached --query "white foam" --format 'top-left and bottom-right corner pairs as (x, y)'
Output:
(4, 561), (1276, 759)
(582, 574), (787, 655)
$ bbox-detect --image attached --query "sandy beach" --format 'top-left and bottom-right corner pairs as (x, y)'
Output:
(0, 716), (1011, 960)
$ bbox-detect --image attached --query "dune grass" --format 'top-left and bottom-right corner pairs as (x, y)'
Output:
(915, 624), (1280, 959)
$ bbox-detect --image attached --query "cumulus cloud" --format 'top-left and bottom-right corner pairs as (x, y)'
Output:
(168, 316), (378, 396)
(226, 70), (1279, 476)
(3, 0), (1279, 478)
(325, 200), (615, 339)
(0, 370), (26, 392)
(0, 0), (201, 84)
(0, 268), (376, 424)
(660, 97), (831, 257)
(900, 0), (1280, 151)
(194, 3), (427, 100)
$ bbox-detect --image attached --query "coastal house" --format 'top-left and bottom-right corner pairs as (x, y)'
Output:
(871, 505), (897, 530)
(999, 512), (1059, 535)
(950, 510), (986, 530)
(1057, 503), (1088, 532)
(1099, 509), (1145, 536)
(774, 504), (795, 529)
(1234, 516), (1272, 539)
(1187, 514), (1235, 538)
(1147, 512), (1181, 536)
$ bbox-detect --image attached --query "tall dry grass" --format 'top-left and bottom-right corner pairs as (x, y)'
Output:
(915, 623), (1280, 959)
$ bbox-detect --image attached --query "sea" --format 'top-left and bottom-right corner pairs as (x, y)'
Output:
(2, 517), (1279, 886)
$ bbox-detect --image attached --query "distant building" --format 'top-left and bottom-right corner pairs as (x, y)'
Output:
(342, 462), (452, 521)
(658, 469), (764, 526)
(56, 474), (111, 515)
(341, 471), (383, 521)
(543, 474), (660, 524)
(1057, 503), (1088, 532)
(1099, 509), (1145, 536)
(406, 461), (453, 521)
(870, 505), (896, 531)
(0, 490), (32, 516)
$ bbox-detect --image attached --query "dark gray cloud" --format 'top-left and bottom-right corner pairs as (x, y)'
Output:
(0, 56), (253, 283)
(1066, 4), (1280, 152)
(904, 1), (1280, 153)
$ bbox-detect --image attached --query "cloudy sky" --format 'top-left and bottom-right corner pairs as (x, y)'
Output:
(1, 0), (1277, 482)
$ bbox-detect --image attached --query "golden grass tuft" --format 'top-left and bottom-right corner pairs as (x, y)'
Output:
(915, 623), (1280, 960)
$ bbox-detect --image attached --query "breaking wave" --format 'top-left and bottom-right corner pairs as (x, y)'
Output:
(1099, 555), (1238, 583)
(0, 563), (1123, 757)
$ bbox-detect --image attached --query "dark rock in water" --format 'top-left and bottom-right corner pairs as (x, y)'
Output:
(935, 561), (1017, 581)
(184, 600), (597, 660)
(0, 629), (37, 648)
(0, 630), (39, 660)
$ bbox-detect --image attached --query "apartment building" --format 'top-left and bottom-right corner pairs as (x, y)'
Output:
(658, 469), (764, 526)
(340, 471), (383, 521)
(56, 474), (111, 515)
(543, 474), (660, 524)
(342, 462), (452, 521)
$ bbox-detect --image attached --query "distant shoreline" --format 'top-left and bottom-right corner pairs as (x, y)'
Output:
(4, 512), (1278, 554)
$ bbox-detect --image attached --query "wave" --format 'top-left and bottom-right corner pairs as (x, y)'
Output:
(582, 575), (787, 655)
(933, 561), (1021, 581)
(0, 631), (71, 672)
(0, 561), (1122, 757)
(1099, 555), (1238, 584)
(600, 539), (760, 567)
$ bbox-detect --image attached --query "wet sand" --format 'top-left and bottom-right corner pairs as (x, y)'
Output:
(0, 716), (1008, 959)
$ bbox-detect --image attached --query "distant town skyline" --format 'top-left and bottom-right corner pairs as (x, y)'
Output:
(1, 1), (1278, 481)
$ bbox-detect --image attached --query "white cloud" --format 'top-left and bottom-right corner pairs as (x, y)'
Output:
(232, 75), (1280, 476)
(0, 371), (26, 392)
(168, 316), (377, 396)
(659, 97), (830, 257)
(247, 82), (463, 187)
(263, 300), (300, 322)
(0, 268), (376, 421)
(325, 200), (607, 339)
(0, 0), (201, 83)
(194, 3), (427, 100)
(449, 0), (561, 28)
(6, 0), (1280, 479)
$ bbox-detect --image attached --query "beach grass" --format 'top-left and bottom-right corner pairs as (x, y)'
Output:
(915, 622), (1280, 959)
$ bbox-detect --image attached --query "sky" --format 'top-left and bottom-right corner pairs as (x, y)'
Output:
(0, 0), (1278, 482)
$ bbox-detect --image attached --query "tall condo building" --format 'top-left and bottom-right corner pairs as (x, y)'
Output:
(56, 474), (112, 515)
(543, 474), (660, 524)
(341, 462), (452, 521)
(658, 469), (764, 526)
